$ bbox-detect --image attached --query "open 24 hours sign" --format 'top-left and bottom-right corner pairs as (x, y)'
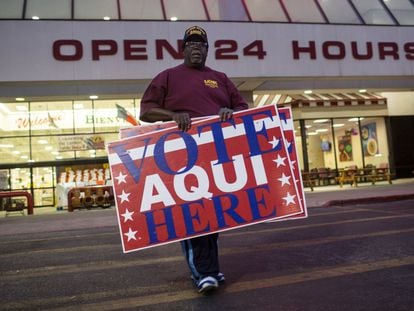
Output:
(107, 105), (306, 253)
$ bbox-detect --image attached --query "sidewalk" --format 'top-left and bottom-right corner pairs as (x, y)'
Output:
(305, 177), (414, 208)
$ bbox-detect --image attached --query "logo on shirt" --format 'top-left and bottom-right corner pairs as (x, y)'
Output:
(204, 79), (218, 89)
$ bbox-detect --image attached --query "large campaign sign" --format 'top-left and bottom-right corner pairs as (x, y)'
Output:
(107, 105), (304, 253)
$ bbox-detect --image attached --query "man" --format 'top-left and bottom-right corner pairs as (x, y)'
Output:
(140, 25), (248, 293)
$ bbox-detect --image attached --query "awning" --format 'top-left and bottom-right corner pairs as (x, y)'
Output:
(254, 92), (387, 108)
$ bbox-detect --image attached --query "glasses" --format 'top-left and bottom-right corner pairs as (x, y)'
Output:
(185, 41), (208, 48)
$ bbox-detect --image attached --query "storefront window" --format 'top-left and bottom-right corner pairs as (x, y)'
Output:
(0, 137), (30, 164)
(361, 117), (389, 168)
(383, 0), (414, 25)
(333, 117), (363, 169)
(29, 101), (74, 136)
(305, 118), (335, 171)
(0, 102), (30, 137)
(318, 0), (362, 24)
(74, 100), (94, 134)
(164, 0), (207, 21)
(282, 0), (325, 23)
(294, 120), (304, 170)
(119, 0), (164, 20)
(25, 0), (71, 19)
(74, 0), (118, 20)
(205, 0), (249, 21)
(0, 169), (10, 190)
(352, 0), (395, 25)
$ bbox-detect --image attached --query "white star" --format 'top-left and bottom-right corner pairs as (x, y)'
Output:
(115, 172), (127, 184)
(273, 154), (286, 167)
(268, 136), (281, 149)
(121, 208), (134, 223)
(124, 227), (138, 242)
(291, 160), (296, 169)
(118, 190), (130, 203)
(285, 139), (291, 150)
(283, 192), (296, 205)
(278, 173), (291, 186)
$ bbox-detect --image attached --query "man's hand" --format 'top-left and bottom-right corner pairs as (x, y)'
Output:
(172, 112), (191, 131)
(218, 107), (234, 122)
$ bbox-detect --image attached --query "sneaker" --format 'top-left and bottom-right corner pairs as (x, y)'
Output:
(215, 272), (225, 283)
(197, 276), (219, 293)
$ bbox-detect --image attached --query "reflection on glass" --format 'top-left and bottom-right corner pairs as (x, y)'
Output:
(119, 0), (163, 20)
(282, 0), (325, 23)
(383, 0), (414, 25)
(244, 0), (288, 22)
(205, 0), (249, 21)
(25, 0), (71, 19)
(0, 0), (23, 18)
(352, 0), (395, 25)
(74, 0), (118, 20)
(164, 0), (207, 21)
(318, 0), (361, 24)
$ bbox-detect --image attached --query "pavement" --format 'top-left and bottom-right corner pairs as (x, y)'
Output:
(1, 178), (413, 235)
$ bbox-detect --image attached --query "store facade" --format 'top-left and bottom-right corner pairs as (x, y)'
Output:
(1, 1), (413, 209)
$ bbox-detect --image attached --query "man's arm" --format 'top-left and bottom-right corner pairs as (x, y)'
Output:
(141, 107), (191, 132)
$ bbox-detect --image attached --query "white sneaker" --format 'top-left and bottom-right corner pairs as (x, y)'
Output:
(197, 276), (219, 293)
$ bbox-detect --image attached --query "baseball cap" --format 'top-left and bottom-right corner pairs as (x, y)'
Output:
(182, 26), (208, 48)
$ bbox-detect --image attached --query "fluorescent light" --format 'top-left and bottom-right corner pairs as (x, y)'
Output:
(0, 144), (14, 148)
(16, 105), (28, 111)
(313, 119), (329, 123)
(348, 117), (364, 122)
(359, 89), (367, 93)
(89, 95), (98, 100)
(15, 97), (25, 101)
(333, 123), (344, 127)
(170, 16), (178, 21)
(315, 129), (328, 132)
(103, 16), (110, 20)
(32, 16), (40, 20)
(304, 90), (312, 94)
(307, 131), (318, 136)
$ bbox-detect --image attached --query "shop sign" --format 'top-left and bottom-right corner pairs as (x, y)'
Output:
(107, 105), (305, 252)
(58, 135), (105, 151)
(2, 109), (133, 131)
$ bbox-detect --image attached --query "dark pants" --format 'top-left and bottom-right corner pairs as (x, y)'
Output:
(181, 233), (220, 281)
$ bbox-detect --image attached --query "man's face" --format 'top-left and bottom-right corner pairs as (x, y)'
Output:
(183, 40), (208, 68)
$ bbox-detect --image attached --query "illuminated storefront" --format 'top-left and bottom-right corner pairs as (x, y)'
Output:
(1, 0), (413, 208)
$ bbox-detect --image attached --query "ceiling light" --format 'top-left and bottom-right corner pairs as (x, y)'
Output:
(307, 131), (318, 136)
(304, 90), (312, 94)
(16, 105), (28, 111)
(103, 16), (110, 20)
(15, 97), (25, 101)
(333, 123), (344, 127)
(89, 95), (98, 100)
(32, 16), (40, 20)
(315, 129), (328, 132)
(170, 16), (178, 21)
(359, 89), (367, 93)
(313, 119), (329, 123)
(348, 117), (363, 122)
(0, 144), (14, 148)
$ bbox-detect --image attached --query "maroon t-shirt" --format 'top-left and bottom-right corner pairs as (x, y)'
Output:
(140, 64), (248, 119)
